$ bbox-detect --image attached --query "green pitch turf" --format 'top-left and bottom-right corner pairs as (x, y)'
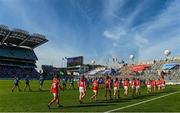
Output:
(0, 80), (180, 112)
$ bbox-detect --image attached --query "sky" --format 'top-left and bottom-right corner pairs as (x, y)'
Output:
(0, 0), (180, 69)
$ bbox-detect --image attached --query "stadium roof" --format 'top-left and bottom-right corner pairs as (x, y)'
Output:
(0, 25), (48, 49)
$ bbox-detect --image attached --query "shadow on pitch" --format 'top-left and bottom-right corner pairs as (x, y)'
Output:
(94, 89), (178, 104)
(94, 99), (130, 104)
(27, 89), (50, 92)
(51, 103), (116, 109)
(120, 89), (178, 101)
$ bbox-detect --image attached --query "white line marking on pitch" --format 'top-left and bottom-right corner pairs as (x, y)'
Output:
(104, 90), (180, 113)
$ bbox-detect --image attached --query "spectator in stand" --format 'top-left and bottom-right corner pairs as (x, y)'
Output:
(160, 71), (165, 79)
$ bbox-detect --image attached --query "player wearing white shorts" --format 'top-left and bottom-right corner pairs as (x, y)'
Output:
(135, 78), (141, 96)
(90, 77), (98, 101)
(48, 75), (63, 109)
(146, 79), (151, 94)
(123, 78), (129, 96)
(151, 79), (156, 92)
(161, 79), (165, 89)
(104, 76), (112, 100)
(113, 78), (120, 99)
(79, 75), (86, 104)
(131, 78), (136, 97)
(157, 79), (162, 92)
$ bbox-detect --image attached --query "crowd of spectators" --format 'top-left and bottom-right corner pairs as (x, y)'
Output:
(0, 66), (40, 79)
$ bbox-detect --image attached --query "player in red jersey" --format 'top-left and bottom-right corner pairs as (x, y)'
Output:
(146, 79), (151, 94)
(113, 78), (120, 99)
(161, 79), (166, 89)
(135, 78), (141, 96)
(157, 78), (162, 91)
(79, 75), (86, 103)
(48, 75), (63, 109)
(123, 78), (129, 96)
(104, 76), (112, 100)
(90, 77), (99, 101)
(131, 78), (136, 97)
(151, 79), (156, 92)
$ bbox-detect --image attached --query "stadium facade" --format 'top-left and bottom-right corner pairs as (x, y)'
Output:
(0, 25), (48, 78)
(41, 56), (89, 78)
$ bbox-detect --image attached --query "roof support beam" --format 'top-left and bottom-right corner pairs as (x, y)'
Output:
(2, 31), (11, 44)
(18, 35), (30, 46)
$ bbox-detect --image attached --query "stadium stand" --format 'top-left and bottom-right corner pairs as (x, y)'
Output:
(130, 58), (180, 84)
(0, 25), (48, 78)
(114, 58), (180, 84)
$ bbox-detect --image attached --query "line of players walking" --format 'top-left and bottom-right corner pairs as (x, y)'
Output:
(11, 74), (166, 109)
(11, 74), (44, 92)
(48, 75), (166, 109)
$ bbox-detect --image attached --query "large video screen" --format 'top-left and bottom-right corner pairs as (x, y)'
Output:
(67, 56), (83, 67)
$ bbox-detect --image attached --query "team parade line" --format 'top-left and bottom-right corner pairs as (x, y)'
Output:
(45, 74), (166, 109)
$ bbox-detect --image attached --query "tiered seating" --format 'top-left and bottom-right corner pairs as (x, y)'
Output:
(119, 64), (135, 79)
(0, 25), (48, 78)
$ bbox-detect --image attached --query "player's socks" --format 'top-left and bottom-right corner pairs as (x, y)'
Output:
(90, 97), (93, 102)
(57, 104), (63, 107)
(48, 105), (50, 109)
(79, 100), (83, 104)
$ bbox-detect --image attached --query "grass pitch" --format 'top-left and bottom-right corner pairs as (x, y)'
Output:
(0, 80), (180, 112)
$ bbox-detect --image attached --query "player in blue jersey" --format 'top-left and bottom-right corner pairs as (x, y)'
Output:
(12, 76), (21, 92)
(62, 78), (67, 90)
(39, 74), (44, 91)
(23, 75), (32, 91)
(69, 77), (75, 90)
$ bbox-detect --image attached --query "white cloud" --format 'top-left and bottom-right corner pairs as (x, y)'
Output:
(126, 0), (147, 26)
(134, 33), (149, 49)
(113, 42), (118, 47)
(1, 0), (180, 66)
(103, 27), (126, 40)
(138, 36), (180, 60)
(0, 0), (83, 70)
(134, 0), (180, 60)
(102, 0), (180, 61)
(35, 45), (83, 70)
(103, 0), (125, 20)
(102, 0), (147, 42)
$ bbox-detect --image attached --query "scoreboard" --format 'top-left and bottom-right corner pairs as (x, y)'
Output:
(67, 56), (83, 67)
